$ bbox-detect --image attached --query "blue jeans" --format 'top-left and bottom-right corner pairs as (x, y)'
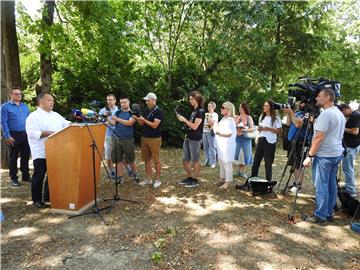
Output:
(235, 136), (253, 165)
(202, 132), (216, 165)
(312, 155), (342, 220)
(342, 146), (360, 197)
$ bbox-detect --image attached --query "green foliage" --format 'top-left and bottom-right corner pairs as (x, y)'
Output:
(16, 0), (360, 144)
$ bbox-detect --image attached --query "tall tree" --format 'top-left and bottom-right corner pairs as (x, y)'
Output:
(1, 0), (22, 168)
(37, 0), (55, 94)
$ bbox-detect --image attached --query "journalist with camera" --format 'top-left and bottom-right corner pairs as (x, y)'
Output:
(302, 88), (346, 224)
(283, 100), (312, 192)
(132, 92), (163, 188)
(108, 97), (141, 184)
(98, 94), (118, 178)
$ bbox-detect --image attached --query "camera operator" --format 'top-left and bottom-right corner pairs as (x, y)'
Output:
(283, 101), (310, 192)
(303, 89), (345, 224)
(108, 97), (141, 184)
(98, 94), (118, 178)
(132, 93), (163, 188)
(338, 104), (360, 198)
(177, 91), (205, 188)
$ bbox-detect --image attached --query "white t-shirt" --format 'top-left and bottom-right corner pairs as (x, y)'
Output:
(203, 112), (219, 133)
(258, 115), (282, 144)
(26, 107), (71, 160)
(214, 117), (237, 162)
(314, 106), (345, 157)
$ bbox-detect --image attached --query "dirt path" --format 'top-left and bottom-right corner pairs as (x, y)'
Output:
(1, 147), (359, 269)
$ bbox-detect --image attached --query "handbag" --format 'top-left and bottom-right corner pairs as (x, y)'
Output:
(243, 129), (258, 139)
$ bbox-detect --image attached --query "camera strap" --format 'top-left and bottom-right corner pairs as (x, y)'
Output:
(146, 105), (158, 120)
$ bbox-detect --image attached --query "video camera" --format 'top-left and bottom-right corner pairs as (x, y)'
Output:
(131, 103), (141, 117)
(288, 77), (340, 115)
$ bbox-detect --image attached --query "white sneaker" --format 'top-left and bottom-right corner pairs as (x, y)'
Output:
(153, 180), (161, 188)
(210, 164), (216, 168)
(139, 179), (152, 186)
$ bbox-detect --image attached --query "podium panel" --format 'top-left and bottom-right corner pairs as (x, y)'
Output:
(45, 123), (106, 215)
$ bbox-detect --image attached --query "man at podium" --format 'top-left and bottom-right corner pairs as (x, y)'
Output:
(26, 92), (71, 209)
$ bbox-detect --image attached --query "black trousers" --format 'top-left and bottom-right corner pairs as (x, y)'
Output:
(9, 131), (30, 180)
(251, 137), (276, 181)
(32, 159), (50, 203)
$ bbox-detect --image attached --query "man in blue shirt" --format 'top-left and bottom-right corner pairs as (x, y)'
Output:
(1, 87), (31, 187)
(108, 97), (141, 184)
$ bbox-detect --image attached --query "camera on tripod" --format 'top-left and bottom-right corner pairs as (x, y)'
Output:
(287, 77), (341, 116)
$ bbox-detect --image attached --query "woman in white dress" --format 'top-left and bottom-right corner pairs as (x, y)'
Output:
(210, 101), (237, 189)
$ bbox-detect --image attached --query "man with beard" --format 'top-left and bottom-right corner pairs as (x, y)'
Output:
(303, 89), (345, 224)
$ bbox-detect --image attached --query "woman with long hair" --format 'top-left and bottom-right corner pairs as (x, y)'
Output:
(234, 102), (254, 177)
(251, 100), (282, 182)
(210, 101), (237, 189)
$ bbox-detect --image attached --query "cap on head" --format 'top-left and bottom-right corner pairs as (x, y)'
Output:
(143, 92), (157, 100)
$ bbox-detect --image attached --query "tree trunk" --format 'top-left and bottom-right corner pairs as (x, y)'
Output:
(1, 1), (22, 169)
(38, 0), (55, 95)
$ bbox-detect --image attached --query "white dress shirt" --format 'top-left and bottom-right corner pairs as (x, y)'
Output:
(26, 107), (71, 160)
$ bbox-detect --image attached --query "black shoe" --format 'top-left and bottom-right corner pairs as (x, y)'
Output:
(185, 178), (199, 188)
(302, 215), (326, 225)
(34, 201), (48, 209)
(326, 216), (334, 222)
(178, 177), (192, 185)
(115, 176), (123, 185)
(22, 177), (32, 182)
(133, 174), (141, 184)
(11, 179), (20, 187)
(43, 197), (50, 204)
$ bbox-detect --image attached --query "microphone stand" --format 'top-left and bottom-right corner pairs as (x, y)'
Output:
(69, 123), (111, 225)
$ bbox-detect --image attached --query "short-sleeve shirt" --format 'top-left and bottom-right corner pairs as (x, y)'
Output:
(343, 110), (360, 148)
(143, 106), (163, 138)
(258, 115), (282, 144)
(314, 106), (345, 157)
(186, 108), (205, 141)
(203, 112), (219, 133)
(113, 110), (134, 140)
(99, 106), (118, 137)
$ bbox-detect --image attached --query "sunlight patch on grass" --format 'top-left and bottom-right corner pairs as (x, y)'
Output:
(7, 227), (38, 237)
(33, 234), (51, 243)
(0, 197), (16, 204)
(323, 225), (360, 249)
(215, 254), (239, 270)
(87, 225), (108, 236)
(156, 196), (178, 205)
(256, 261), (276, 269)
(200, 230), (244, 248)
(43, 255), (63, 267)
(40, 216), (67, 224)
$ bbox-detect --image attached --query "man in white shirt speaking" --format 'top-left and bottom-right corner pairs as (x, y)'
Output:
(26, 93), (71, 209)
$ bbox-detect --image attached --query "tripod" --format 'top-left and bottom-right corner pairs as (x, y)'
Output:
(69, 124), (111, 225)
(276, 115), (313, 195)
(275, 114), (315, 224)
(101, 117), (140, 206)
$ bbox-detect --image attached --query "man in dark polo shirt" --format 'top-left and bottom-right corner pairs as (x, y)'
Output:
(1, 87), (31, 187)
(109, 97), (141, 184)
(133, 93), (163, 188)
(177, 91), (205, 188)
(339, 104), (360, 198)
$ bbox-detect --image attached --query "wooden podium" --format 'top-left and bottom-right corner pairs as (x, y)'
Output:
(45, 123), (106, 215)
